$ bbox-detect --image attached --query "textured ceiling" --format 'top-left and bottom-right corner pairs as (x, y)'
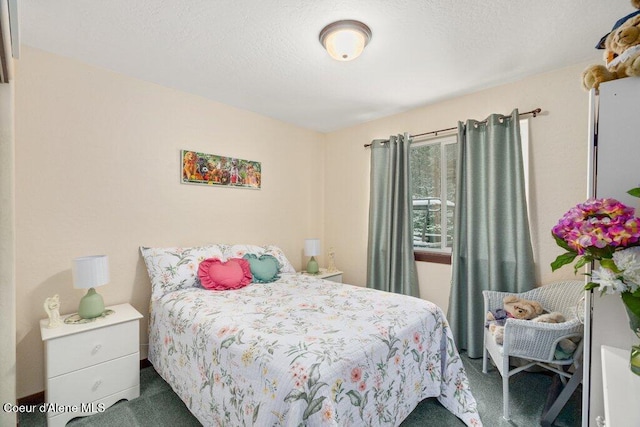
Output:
(19, 0), (635, 132)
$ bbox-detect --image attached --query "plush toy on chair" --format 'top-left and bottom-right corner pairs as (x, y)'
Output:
(486, 296), (577, 358)
(582, 0), (640, 90)
(486, 295), (544, 345)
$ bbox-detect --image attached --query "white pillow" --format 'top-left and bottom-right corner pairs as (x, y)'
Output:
(140, 244), (226, 299)
(223, 244), (296, 274)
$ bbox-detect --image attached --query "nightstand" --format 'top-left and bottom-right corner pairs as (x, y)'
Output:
(39, 303), (143, 427)
(301, 269), (343, 283)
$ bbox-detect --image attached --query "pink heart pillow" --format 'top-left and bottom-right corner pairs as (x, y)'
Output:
(198, 258), (252, 290)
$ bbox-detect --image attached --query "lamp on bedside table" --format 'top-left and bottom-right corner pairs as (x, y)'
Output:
(72, 255), (109, 319)
(304, 238), (321, 275)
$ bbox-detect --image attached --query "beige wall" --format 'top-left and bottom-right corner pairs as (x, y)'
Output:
(15, 46), (325, 398)
(324, 61), (595, 314)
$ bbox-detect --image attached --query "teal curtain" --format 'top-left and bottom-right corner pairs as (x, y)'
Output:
(448, 110), (535, 358)
(366, 134), (419, 297)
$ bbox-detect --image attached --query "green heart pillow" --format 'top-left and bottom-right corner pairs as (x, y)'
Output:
(243, 253), (280, 283)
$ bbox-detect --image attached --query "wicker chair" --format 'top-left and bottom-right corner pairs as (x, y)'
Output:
(482, 280), (585, 421)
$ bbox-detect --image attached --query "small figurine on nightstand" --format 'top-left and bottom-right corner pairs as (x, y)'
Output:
(44, 294), (62, 328)
(327, 247), (337, 272)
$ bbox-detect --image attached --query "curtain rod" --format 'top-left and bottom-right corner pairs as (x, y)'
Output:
(363, 108), (542, 148)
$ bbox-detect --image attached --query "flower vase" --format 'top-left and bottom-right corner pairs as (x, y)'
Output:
(624, 305), (640, 376)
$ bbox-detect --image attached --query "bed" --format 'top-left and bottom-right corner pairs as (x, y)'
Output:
(142, 244), (482, 426)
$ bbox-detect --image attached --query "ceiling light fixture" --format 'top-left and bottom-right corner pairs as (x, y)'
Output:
(319, 20), (372, 62)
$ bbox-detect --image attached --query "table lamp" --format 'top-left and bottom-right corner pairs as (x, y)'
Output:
(304, 238), (321, 274)
(72, 255), (109, 319)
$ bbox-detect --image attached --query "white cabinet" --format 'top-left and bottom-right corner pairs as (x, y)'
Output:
(39, 303), (142, 427)
(601, 346), (640, 427)
(585, 77), (640, 426)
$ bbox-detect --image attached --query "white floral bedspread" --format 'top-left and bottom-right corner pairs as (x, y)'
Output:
(149, 274), (481, 426)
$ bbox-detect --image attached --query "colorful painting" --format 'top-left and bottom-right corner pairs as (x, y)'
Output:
(181, 150), (261, 189)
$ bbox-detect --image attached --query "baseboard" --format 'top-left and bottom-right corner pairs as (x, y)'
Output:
(17, 358), (152, 406)
(16, 390), (44, 406)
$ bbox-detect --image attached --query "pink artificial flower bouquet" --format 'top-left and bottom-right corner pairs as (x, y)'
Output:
(551, 189), (640, 318)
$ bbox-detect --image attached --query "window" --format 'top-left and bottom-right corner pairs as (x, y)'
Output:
(410, 119), (529, 264)
(410, 135), (457, 263)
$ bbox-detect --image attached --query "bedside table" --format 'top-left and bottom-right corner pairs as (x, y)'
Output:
(301, 269), (343, 283)
(39, 303), (143, 427)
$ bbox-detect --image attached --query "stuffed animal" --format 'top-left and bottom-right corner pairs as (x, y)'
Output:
(582, 0), (640, 90)
(486, 297), (579, 359)
(486, 295), (544, 345)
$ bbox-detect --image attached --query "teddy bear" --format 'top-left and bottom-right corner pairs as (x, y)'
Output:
(582, 0), (640, 90)
(486, 296), (578, 359)
(486, 295), (544, 345)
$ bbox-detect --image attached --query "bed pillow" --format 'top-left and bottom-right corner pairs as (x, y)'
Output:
(243, 253), (280, 283)
(140, 244), (225, 299)
(198, 258), (252, 290)
(224, 244), (296, 273)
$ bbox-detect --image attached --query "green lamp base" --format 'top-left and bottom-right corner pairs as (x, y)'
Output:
(78, 287), (105, 319)
(307, 256), (319, 275)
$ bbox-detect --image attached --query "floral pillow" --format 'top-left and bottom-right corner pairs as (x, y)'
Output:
(198, 258), (252, 290)
(224, 244), (296, 274)
(140, 245), (225, 300)
(243, 253), (280, 283)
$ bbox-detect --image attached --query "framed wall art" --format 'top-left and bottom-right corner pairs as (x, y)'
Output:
(181, 150), (261, 189)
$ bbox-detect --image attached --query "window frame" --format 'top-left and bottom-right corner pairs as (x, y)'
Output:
(414, 250), (452, 264)
(411, 134), (458, 263)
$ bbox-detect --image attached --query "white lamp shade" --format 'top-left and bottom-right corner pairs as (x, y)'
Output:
(72, 255), (109, 289)
(304, 239), (321, 257)
(319, 20), (372, 62)
(325, 29), (366, 61)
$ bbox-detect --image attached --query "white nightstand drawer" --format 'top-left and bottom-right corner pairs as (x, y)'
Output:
(47, 352), (139, 411)
(46, 320), (138, 377)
